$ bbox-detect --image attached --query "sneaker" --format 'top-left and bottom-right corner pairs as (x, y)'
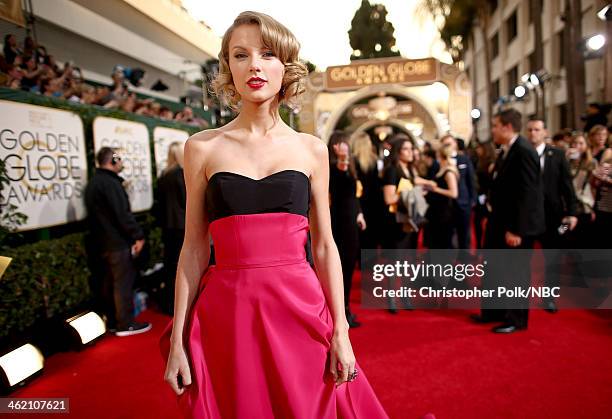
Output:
(114, 321), (152, 337)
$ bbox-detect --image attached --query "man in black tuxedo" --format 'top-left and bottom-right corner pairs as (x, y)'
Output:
(471, 108), (545, 333)
(526, 118), (578, 313)
(441, 135), (476, 251)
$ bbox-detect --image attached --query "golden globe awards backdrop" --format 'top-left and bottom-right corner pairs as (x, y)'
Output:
(153, 127), (189, 177)
(92, 117), (153, 212)
(0, 100), (87, 231)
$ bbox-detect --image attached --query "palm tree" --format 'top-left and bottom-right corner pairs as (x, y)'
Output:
(419, 0), (493, 132)
(530, 0), (545, 120)
(564, 0), (587, 129)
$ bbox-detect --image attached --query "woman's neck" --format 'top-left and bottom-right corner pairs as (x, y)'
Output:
(234, 98), (282, 136)
(398, 160), (412, 177)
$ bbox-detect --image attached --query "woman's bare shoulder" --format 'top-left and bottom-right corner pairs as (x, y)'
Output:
(291, 132), (328, 177)
(296, 132), (327, 159)
(186, 128), (224, 147)
(182, 129), (225, 175)
(184, 129), (225, 157)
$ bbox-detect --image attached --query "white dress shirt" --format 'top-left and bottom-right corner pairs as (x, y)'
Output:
(535, 142), (546, 171)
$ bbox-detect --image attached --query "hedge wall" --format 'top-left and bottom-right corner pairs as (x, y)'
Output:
(0, 233), (90, 340)
(0, 223), (162, 340)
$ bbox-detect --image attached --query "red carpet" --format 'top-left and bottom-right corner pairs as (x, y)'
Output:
(11, 277), (612, 419)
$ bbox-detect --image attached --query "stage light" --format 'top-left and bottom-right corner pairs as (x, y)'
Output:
(65, 312), (106, 345)
(0, 344), (44, 386)
(521, 73), (530, 83)
(470, 108), (481, 120)
(514, 85), (527, 98)
(529, 74), (540, 86)
(597, 5), (611, 21)
(586, 34), (606, 52)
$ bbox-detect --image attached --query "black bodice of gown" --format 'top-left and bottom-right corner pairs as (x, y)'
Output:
(205, 169), (311, 223)
(426, 169), (455, 223)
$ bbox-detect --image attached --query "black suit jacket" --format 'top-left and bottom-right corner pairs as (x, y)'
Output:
(455, 154), (476, 209)
(84, 168), (144, 252)
(486, 136), (545, 247)
(541, 145), (577, 230)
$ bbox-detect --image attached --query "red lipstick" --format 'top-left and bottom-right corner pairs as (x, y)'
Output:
(247, 76), (266, 89)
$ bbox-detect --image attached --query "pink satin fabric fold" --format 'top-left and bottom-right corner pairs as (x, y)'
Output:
(160, 213), (388, 418)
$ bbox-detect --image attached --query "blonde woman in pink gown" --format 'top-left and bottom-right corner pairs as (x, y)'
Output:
(160, 11), (389, 418)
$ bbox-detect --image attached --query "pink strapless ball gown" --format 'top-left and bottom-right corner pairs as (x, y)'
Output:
(160, 170), (389, 418)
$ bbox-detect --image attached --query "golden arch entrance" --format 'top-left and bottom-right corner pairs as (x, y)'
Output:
(298, 57), (472, 144)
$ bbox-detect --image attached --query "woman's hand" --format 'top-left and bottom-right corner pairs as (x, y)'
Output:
(332, 142), (349, 160)
(164, 344), (192, 395)
(329, 329), (356, 386)
(505, 231), (522, 247)
(356, 213), (366, 230)
(421, 179), (436, 191)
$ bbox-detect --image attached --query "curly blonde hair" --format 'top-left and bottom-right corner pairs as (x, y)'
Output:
(212, 11), (308, 110)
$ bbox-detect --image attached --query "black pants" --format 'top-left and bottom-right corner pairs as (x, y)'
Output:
(453, 204), (472, 249)
(380, 229), (417, 310)
(427, 221), (454, 249)
(538, 226), (565, 302)
(100, 248), (137, 329)
(473, 204), (489, 249)
(482, 231), (534, 328)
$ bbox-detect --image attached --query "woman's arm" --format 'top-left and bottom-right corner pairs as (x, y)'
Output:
(165, 132), (214, 395)
(308, 139), (348, 333)
(384, 171), (428, 203)
(306, 135), (356, 385)
(432, 171), (459, 199)
(413, 175), (431, 187)
(383, 185), (399, 205)
(170, 135), (212, 347)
